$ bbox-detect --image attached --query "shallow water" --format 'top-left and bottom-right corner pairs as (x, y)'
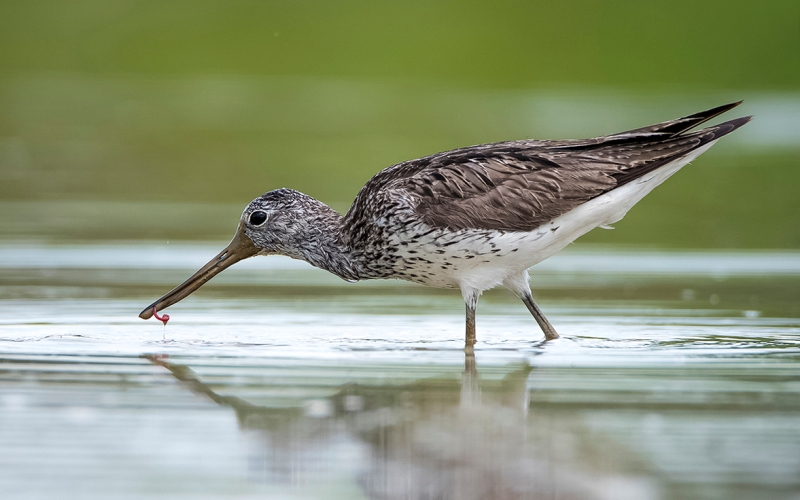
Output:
(1, 243), (800, 499)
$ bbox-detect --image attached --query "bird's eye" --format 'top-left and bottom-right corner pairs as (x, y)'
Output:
(249, 210), (267, 226)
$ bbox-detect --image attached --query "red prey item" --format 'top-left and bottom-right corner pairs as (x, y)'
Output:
(152, 306), (170, 326)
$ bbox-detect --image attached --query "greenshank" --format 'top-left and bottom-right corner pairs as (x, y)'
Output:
(140, 102), (750, 346)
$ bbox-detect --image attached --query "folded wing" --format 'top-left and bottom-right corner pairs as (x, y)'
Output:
(348, 103), (750, 233)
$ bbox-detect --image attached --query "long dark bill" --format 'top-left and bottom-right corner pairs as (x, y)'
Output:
(138, 224), (259, 320)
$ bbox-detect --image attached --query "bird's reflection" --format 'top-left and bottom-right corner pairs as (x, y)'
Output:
(144, 351), (609, 499)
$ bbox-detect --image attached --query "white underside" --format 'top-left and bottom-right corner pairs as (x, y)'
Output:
(391, 141), (716, 299)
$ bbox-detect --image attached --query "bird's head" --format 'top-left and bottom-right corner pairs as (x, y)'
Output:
(239, 188), (327, 257)
(139, 188), (322, 320)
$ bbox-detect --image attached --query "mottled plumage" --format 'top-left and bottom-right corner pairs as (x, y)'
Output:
(140, 102), (751, 346)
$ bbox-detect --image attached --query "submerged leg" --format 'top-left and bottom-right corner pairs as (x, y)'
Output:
(504, 272), (560, 340)
(461, 347), (480, 405)
(462, 287), (480, 348)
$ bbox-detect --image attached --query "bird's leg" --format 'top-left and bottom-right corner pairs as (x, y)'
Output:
(462, 287), (480, 348)
(503, 272), (559, 341)
(521, 292), (559, 340)
(465, 299), (477, 347)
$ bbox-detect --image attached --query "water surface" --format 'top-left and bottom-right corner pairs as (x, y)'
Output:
(1, 244), (799, 499)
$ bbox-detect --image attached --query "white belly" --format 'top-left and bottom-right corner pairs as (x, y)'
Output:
(390, 142), (714, 292)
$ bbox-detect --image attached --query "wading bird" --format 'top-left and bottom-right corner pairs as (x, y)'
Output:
(140, 102), (750, 346)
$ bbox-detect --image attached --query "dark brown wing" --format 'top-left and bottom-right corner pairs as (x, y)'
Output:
(345, 103), (750, 233)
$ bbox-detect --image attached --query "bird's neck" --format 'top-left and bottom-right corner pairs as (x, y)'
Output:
(283, 200), (364, 282)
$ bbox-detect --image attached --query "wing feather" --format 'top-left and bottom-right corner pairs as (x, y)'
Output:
(344, 104), (750, 235)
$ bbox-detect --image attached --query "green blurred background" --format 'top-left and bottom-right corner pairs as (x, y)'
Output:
(0, 0), (798, 246)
